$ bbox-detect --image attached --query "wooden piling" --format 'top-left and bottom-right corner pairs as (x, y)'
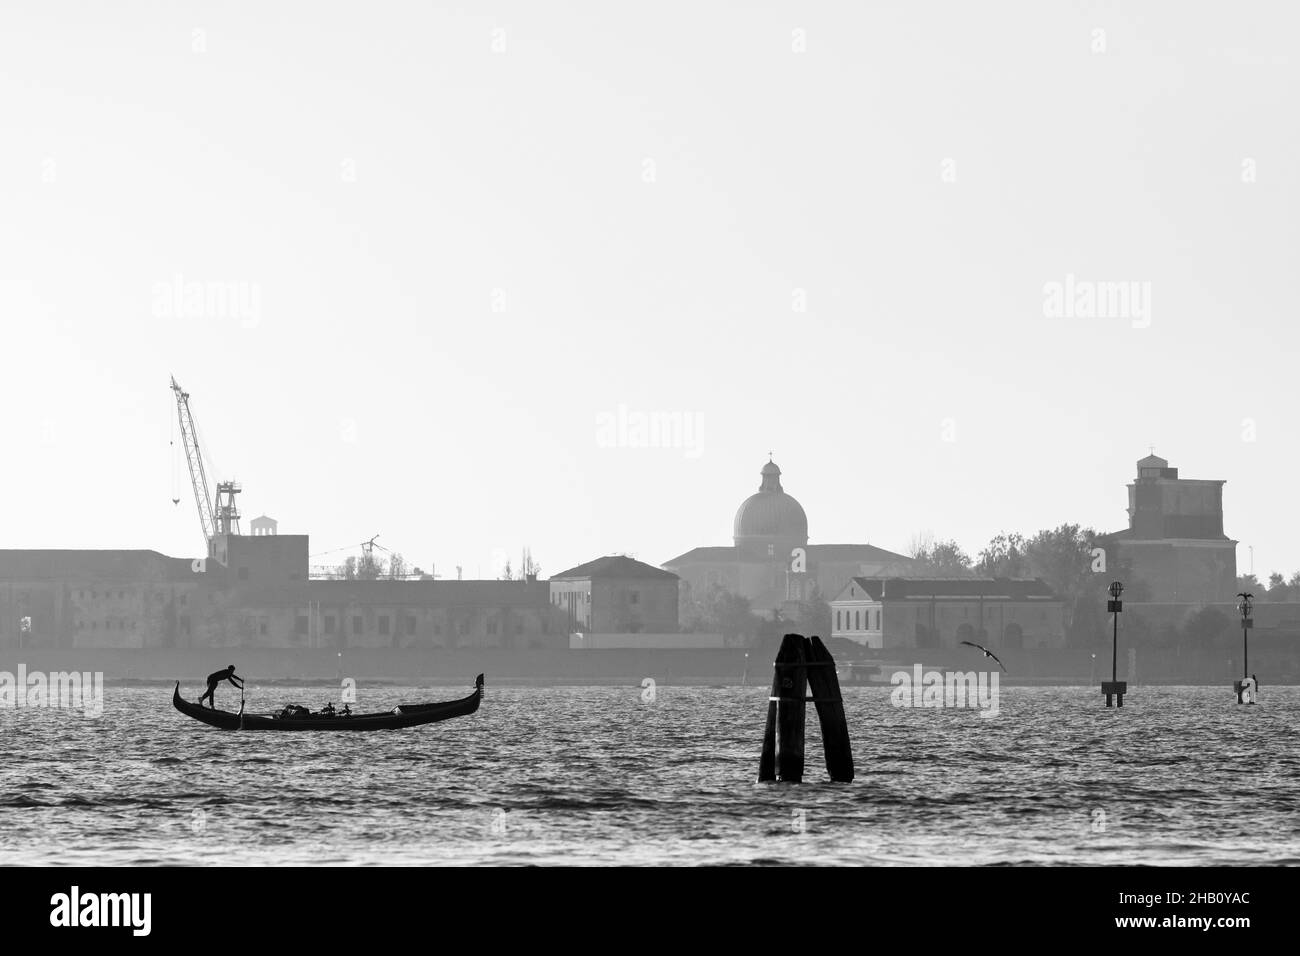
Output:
(758, 633), (852, 783)
(757, 634), (807, 783)
(807, 636), (854, 782)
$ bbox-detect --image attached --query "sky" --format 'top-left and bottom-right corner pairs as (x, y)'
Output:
(1, 1), (1296, 581)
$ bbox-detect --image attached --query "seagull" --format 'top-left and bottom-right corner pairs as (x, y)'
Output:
(959, 640), (1008, 673)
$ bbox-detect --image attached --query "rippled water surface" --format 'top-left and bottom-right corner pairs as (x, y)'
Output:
(2, 684), (1297, 865)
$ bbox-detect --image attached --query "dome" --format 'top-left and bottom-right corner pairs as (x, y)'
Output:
(733, 460), (809, 545)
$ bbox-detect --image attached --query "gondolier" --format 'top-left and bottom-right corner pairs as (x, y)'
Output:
(197, 665), (244, 709)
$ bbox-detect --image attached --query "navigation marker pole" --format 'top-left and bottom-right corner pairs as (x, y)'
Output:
(1234, 592), (1254, 704)
(1101, 581), (1127, 707)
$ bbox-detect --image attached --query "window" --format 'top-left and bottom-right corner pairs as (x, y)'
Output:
(855, 610), (861, 630)
(629, 591), (639, 605)
(487, 619), (498, 636)
(295, 615), (308, 635)
(836, 610), (842, 630)
(405, 616), (416, 636)
(259, 620), (268, 636)
(180, 593), (188, 606)
(378, 615), (390, 636)
(352, 616), (362, 635)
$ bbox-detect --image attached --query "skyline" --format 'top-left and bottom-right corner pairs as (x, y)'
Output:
(2, 2), (1296, 579)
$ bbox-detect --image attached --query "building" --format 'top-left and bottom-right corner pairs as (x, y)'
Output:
(549, 555), (679, 634)
(829, 577), (1065, 649)
(1098, 453), (1237, 603)
(249, 515), (279, 536)
(0, 549), (202, 649)
(0, 531), (568, 650)
(663, 458), (917, 615)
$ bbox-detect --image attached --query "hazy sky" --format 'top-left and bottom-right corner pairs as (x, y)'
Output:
(2, 1), (1296, 581)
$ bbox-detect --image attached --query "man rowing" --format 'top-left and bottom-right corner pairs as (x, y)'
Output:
(197, 665), (244, 709)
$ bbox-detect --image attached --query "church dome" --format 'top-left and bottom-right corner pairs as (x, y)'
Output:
(734, 460), (809, 545)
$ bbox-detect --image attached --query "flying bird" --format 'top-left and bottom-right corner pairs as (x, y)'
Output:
(959, 640), (1008, 673)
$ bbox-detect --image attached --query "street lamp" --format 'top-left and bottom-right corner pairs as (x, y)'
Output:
(1102, 581), (1126, 707)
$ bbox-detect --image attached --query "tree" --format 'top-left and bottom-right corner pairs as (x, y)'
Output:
(791, 586), (832, 639)
(681, 584), (762, 642)
(909, 534), (973, 576)
(341, 553), (384, 580)
(387, 552), (408, 580)
(1237, 574), (1264, 598)
(521, 547), (541, 580)
(707, 587), (761, 642)
(976, 532), (1027, 577)
(1019, 524), (1112, 647)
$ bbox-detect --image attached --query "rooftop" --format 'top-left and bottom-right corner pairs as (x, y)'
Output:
(551, 555), (679, 581)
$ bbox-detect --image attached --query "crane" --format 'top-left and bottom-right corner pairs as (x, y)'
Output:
(170, 376), (241, 555)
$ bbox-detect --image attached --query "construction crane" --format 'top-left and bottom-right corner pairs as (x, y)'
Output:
(170, 376), (241, 555)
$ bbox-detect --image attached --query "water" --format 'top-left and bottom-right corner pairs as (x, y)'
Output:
(2, 684), (1298, 865)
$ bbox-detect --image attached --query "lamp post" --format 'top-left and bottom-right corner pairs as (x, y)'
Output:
(1102, 581), (1127, 707)
(1234, 592), (1253, 703)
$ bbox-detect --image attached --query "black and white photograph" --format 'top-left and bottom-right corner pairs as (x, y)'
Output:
(0, 0), (1292, 936)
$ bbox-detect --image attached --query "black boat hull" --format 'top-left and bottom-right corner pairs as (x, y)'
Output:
(172, 675), (483, 731)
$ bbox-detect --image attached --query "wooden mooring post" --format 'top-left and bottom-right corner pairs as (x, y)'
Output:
(758, 633), (854, 783)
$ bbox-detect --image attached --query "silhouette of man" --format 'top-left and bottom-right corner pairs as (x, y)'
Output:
(197, 665), (244, 709)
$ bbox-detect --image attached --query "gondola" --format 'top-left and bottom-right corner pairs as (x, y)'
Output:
(172, 674), (483, 731)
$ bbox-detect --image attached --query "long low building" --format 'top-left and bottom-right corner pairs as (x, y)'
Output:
(0, 534), (569, 650)
(829, 577), (1066, 649)
(569, 632), (725, 649)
